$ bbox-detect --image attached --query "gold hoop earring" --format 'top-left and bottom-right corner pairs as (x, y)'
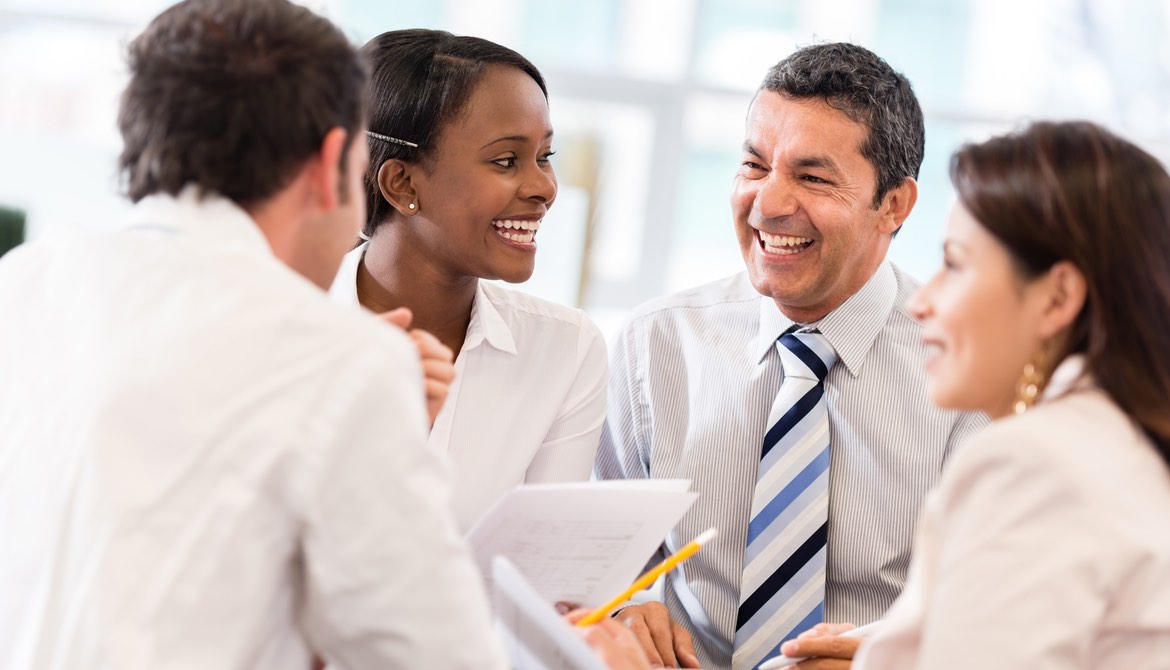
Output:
(1013, 343), (1051, 414)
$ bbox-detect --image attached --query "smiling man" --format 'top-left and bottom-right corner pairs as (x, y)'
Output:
(595, 43), (987, 670)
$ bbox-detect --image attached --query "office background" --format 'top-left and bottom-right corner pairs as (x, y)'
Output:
(2, 0), (1168, 335)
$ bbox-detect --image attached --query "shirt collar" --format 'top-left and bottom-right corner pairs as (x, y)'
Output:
(326, 242), (517, 356)
(1041, 353), (1091, 401)
(328, 241), (366, 306)
(122, 185), (272, 256)
(756, 260), (898, 377)
(459, 282), (518, 357)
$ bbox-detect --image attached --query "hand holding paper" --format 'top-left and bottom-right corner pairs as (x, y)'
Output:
(576, 527), (717, 626)
(493, 557), (653, 670)
(466, 480), (697, 607)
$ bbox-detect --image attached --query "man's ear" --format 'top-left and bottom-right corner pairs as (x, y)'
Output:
(313, 127), (348, 211)
(878, 177), (918, 235)
(376, 160), (420, 217)
(1036, 260), (1087, 339)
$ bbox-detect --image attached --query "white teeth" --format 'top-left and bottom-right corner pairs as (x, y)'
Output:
(758, 230), (812, 247)
(495, 230), (535, 243)
(492, 219), (541, 232)
(758, 230), (812, 254)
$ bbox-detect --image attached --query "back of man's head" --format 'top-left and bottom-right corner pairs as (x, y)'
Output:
(762, 43), (924, 209)
(117, 0), (367, 209)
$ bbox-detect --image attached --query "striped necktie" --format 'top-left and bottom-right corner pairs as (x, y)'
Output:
(733, 330), (838, 670)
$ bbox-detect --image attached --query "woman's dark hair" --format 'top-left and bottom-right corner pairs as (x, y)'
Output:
(118, 0), (367, 208)
(952, 121), (1170, 466)
(360, 29), (548, 237)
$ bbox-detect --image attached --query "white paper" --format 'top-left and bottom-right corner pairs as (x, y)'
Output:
(493, 556), (607, 670)
(467, 479), (697, 606)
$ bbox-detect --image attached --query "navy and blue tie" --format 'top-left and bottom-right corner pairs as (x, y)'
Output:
(733, 331), (838, 669)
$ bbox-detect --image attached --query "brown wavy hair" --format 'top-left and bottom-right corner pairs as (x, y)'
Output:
(951, 121), (1170, 466)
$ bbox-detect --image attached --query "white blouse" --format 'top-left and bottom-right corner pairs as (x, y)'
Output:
(330, 243), (607, 531)
(856, 355), (1170, 669)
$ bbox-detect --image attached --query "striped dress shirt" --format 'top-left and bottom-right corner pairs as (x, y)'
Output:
(595, 261), (987, 669)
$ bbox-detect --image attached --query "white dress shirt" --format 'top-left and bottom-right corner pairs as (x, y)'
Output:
(595, 262), (987, 669)
(0, 189), (508, 670)
(856, 355), (1170, 669)
(330, 242), (607, 531)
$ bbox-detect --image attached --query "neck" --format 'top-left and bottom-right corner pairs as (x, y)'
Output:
(357, 231), (477, 356)
(776, 252), (887, 324)
(247, 181), (334, 289)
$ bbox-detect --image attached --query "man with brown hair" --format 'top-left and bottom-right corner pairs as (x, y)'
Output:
(0, 1), (503, 667)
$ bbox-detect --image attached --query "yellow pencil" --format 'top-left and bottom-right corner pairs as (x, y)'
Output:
(576, 527), (718, 627)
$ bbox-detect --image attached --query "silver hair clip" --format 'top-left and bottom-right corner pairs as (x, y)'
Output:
(367, 130), (419, 148)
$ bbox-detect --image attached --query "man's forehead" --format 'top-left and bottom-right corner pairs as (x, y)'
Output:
(743, 96), (866, 158)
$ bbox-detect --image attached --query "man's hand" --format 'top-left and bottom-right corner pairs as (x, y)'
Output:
(777, 623), (860, 670)
(565, 609), (653, 670)
(612, 602), (700, 668)
(378, 307), (455, 426)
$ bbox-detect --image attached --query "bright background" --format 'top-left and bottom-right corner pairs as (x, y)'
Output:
(3, 0), (1169, 336)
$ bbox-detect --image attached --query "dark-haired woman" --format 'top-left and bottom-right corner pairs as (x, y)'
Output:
(779, 121), (1170, 669)
(329, 30), (605, 531)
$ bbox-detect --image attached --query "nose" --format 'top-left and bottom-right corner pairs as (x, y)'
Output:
(520, 161), (558, 205)
(754, 174), (798, 219)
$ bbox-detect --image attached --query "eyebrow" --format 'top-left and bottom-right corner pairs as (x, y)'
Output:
(793, 155), (842, 174)
(742, 143), (764, 160)
(740, 143), (842, 173)
(481, 130), (555, 150)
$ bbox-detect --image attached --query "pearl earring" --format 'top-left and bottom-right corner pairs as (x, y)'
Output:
(408, 202), (416, 210)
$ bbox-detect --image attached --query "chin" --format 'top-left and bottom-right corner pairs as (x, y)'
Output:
(497, 268), (535, 284)
(745, 269), (784, 301)
(930, 382), (983, 413)
(926, 386), (951, 410)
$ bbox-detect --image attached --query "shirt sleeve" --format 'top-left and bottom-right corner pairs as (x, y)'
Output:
(593, 318), (666, 582)
(296, 331), (508, 670)
(594, 317), (651, 482)
(907, 421), (1120, 670)
(524, 315), (608, 484)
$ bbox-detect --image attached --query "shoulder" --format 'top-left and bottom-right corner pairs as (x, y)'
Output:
(629, 272), (757, 318)
(618, 272), (758, 334)
(885, 262), (926, 334)
(481, 282), (602, 341)
(480, 284), (605, 367)
(947, 389), (1157, 502)
(932, 389), (1170, 576)
(187, 242), (419, 382)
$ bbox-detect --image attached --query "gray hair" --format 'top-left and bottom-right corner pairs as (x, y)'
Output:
(762, 42), (924, 209)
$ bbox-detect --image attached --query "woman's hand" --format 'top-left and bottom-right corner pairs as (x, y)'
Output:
(379, 307), (455, 426)
(778, 623), (861, 670)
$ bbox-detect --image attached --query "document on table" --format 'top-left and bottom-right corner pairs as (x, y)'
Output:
(467, 479), (697, 607)
(493, 556), (606, 670)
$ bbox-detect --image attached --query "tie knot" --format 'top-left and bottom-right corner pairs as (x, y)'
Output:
(777, 331), (837, 382)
